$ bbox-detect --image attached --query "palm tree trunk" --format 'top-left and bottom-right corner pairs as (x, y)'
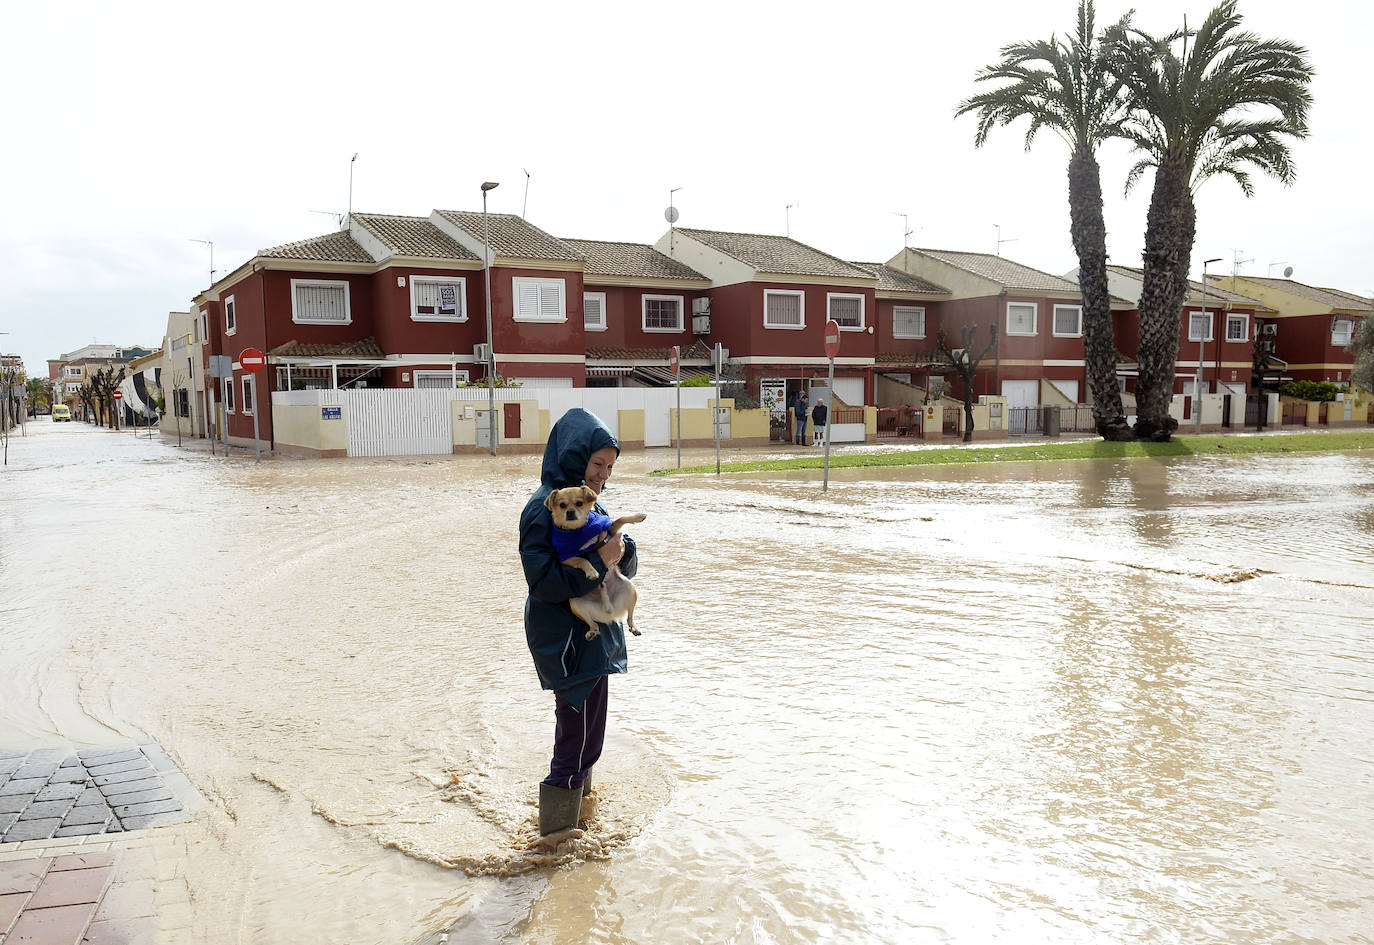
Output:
(1067, 148), (1132, 440)
(1135, 158), (1194, 440)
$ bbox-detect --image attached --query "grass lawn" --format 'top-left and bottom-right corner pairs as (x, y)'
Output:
(649, 431), (1374, 476)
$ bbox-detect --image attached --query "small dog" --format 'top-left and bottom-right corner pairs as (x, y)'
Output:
(545, 485), (646, 641)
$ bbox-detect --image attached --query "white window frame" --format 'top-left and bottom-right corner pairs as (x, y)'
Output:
(413, 369), (471, 388)
(642, 294), (685, 333)
(1187, 310), (1214, 342)
(291, 279), (352, 325)
(1006, 302), (1038, 336)
(512, 277), (567, 323)
(222, 376), (235, 413)
(65, 365), (82, 377)
(224, 295), (237, 335)
(763, 289), (806, 330)
(241, 376), (255, 415)
(892, 305), (926, 339)
(1052, 304), (1083, 338)
(827, 292), (866, 331)
(1226, 313), (1249, 343)
(65, 382), (81, 393)
(199, 312), (208, 341)
(1332, 318), (1354, 346)
(584, 292), (607, 331)
(409, 275), (468, 322)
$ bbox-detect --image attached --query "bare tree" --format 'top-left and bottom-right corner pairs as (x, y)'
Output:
(936, 323), (1000, 443)
(170, 370), (188, 447)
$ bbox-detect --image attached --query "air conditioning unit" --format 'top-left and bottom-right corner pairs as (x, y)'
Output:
(951, 348), (970, 365)
(1261, 324), (1277, 337)
(473, 343), (491, 362)
(692, 297), (712, 315)
(692, 315), (711, 335)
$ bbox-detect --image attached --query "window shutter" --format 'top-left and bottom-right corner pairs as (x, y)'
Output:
(830, 296), (862, 327)
(539, 282), (562, 318)
(767, 293), (802, 326)
(517, 282), (541, 318)
(584, 294), (604, 328)
(1008, 304), (1034, 334)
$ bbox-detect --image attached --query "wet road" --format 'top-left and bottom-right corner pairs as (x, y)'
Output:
(3, 419), (1372, 944)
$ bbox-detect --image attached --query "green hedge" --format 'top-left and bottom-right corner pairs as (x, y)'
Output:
(1279, 380), (1344, 402)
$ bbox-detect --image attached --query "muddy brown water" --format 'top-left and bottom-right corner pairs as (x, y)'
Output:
(3, 420), (1372, 944)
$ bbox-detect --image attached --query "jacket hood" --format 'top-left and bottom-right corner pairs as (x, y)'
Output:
(540, 408), (619, 489)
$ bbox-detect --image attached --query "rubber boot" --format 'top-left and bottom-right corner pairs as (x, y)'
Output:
(581, 771), (593, 796)
(539, 782), (583, 837)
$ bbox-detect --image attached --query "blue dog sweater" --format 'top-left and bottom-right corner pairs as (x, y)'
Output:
(551, 510), (614, 561)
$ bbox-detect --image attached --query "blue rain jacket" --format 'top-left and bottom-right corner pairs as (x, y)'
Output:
(519, 409), (638, 709)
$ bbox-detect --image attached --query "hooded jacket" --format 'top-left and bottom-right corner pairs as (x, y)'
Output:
(519, 408), (638, 709)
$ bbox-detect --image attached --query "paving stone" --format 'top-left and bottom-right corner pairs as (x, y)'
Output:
(77, 749), (142, 768)
(25, 748), (69, 765)
(0, 858), (50, 895)
(18, 800), (75, 822)
(113, 798), (181, 819)
(49, 767), (92, 785)
(85, 760), (148, 778)
(1, 818), (61, 843)
(0, 813), (17, 834)
(93, 878), (157, 921)
(58, 755), (83, 768)
(96, 779), (162, 799)
(51, 852), (114, 871)
(61, 805), (112, 827)
(54, 823), (109, 838)
(35, 784), (85, 803)
(104, 821), (123, 832)
(93, 769), (154, 788)
(26, 864), (112, 908)
(83, 915), (160, 945)
(114, 815), (167, 831)
(74, 788), (106, 808)
(0, 778), (46, 798)
(0, 794), (35, 815)
(10, 763), (59, 781)
(76, 745), (135, 759)
(4, 899), (97, 944)
(103, 789), (172, 809)
(0, 757), (23, 776)
(1, 890), (28, 935)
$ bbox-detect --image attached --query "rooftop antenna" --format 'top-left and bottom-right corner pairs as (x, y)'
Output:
(347, 153), (358, 227)
(666, 187), (682, 253)
(891, 211), (915, 248)
(188, 238), (215, 288)
(1230, 249), (1254, 278)
(995, 224), (1018, 256)
(1268, 261), (1292, 278)
(310, 209), (345, 227)
(785, 203), (797, 237)
(522, 168), (531, 218)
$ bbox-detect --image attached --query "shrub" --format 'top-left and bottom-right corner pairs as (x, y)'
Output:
(1279, 380), (1342, 402)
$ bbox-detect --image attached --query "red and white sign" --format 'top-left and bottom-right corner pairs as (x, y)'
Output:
(823, 320), (841, 359)
(112, 390), (123, 400)
(239, 347), (266, 374)
(670, 345), (680, 376)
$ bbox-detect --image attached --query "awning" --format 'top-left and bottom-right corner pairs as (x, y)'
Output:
(586, 366), (634, 377)
(632, 365), (712, 385)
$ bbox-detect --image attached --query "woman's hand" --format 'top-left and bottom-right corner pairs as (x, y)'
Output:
(596, 532), (626, 567)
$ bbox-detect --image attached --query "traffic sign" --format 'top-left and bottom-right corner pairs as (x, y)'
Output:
(239, 347), (266, 374)
(824, 320), (841, 359)
(113, 390), (123, 400)
(670, 345), (680, 376)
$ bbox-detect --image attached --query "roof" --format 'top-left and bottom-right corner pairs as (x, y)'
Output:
(563, 239), (708, 281)
(351, 213), (479, 260)
(1317, 286), (1374, 310)
(850, 262), (948, 295)
(1239, 277), (1372, 312)
(258, 231), (373, 264)
(676, 228), (873, 280)
(1107, 265), (1270, 309)
(268, 338), (387, 359)
(907, 248), (1080, 293)
(434, 211), (580, 261)
(586, 339), (714, 362)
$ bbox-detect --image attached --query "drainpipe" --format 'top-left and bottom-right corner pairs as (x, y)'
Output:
(258, 263), (275, 454)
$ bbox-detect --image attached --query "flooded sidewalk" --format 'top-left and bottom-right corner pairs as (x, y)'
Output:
(3, 418), (1373, 944)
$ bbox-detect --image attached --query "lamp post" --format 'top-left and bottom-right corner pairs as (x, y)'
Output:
(481, 181), (500, 456)
(1195, 257), (1223, 433)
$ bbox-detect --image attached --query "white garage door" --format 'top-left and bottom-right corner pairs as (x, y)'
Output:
(832, 377), (865, 407)
(1048, 379), (1079, 403)
(1002, 380), (1039, 408)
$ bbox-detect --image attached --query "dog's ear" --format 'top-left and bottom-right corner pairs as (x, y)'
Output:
(544, 492), (557, 512)
(581, 486), (598, 503)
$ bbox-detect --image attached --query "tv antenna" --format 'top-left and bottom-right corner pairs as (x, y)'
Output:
(347, 152), (358, 226)
(1268, 261), (1292, 278)
(666, 187), (682, 253)
(891, 212), (916, 248)
(1229, 249), (1254, 277)
(995, 224), (1018, 256)
(522, 168), (531, 218)
(310, 210), (345, 227)
(785, 202), (797, 237)
(188, 238), (216, 287)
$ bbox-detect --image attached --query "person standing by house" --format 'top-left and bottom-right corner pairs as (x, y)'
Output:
(811, 397), (828, 447)
(518, 408), (639, 847)
(793, 390), (810, 445)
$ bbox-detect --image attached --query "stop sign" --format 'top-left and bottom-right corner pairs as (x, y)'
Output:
(823, 320), (841, 359)
(239, 347), (267, 374)
(112, 390), (123, 400)
(670, 345), (680, 375)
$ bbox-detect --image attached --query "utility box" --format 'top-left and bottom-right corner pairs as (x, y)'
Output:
(475, 409), (498, 449)
(1043, 405), (1061, 437)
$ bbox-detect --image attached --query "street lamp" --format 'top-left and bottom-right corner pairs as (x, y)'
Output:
(481, 181), (500, 456)
(1195, 257), (1223, 433)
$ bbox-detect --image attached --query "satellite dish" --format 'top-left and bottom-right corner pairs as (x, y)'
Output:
(664, 206), (680, 224)
(1283, 266), (1294, 278)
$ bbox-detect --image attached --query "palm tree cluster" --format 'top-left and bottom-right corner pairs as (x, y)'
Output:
(959, 0), (1313, 441)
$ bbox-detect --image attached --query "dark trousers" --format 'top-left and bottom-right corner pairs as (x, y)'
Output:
(544, 675), (607, 790)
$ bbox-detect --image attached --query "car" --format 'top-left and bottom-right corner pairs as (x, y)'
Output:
(52, 404), (71, 422)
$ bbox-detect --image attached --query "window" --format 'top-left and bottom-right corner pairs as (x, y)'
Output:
(410, 275), (467, 322)
(893, 306), (926, 339)
(222, 376), (235, 413)
(291, 279), (352, 325)
(764, 289), (805, 329)
(174, 389), (190, 418)
(414, 369), (471, 388)
(1052, 304), (1082, 337)
(225, 295), (237, 334)
(65, 365), (82, 377)
(1226, 313), (1249, 343)
(241, 377), (255, 415)
(584, 292), (607, 331)
(513, 277), (566, 322)
(1006, 302), (1037, 336)
(199, 312), (208, 341)
(642, 295), (684, 332)
(1187, 310), (1214, 342)
(827, 293), (865, 330)
(65, 382), (81, 393)
(1332, 318), (1355, 346)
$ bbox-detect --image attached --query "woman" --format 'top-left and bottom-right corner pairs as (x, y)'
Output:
(518, 408), (638, 844)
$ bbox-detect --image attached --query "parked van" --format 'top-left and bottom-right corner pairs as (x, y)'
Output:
(52, 404), (71, 422)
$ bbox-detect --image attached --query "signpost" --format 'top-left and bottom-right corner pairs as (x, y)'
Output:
(671, 345), (681, 469)
(713, 343), (723, 475)
(240, 347), (265, 462)
(822, 320), (840, 492)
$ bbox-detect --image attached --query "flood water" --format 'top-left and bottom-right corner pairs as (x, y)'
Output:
(3, 419), (1372, 944)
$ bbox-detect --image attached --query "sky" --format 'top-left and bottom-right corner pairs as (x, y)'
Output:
(3, 0), (1370, 377)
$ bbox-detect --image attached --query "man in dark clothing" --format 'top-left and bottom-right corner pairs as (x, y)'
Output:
(811, 397), (828, 447)
(793, 391), (810, 445)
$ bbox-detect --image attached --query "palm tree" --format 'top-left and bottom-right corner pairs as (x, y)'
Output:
(957, 1), (1134, 440)
(1109, 1), (1313, 439)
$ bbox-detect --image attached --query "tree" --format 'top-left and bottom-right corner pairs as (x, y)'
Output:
(1109, 1), (1313, 440)
(170, 370), (188, 446)
(26, 377), (48, 415)
(1352, 317), (1374, 394)
(936, 323), (1000, 443)
(957, 1), (1134, 441)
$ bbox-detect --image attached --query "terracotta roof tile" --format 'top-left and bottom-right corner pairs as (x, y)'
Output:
(850, 262), (948, 295)
(259, 231), (373, 263)
(435, 211), (580, 261)
(907, 248), (1080, 293)
(1108, 265), (1271, 308)
(586, 339), (713, 362)
(563, 239), (708, 281)
(351, 213), (479, 260)
(676, 228), (873, 280)
(269, 337), (387, 358)
(1238, 276), (1372, 312)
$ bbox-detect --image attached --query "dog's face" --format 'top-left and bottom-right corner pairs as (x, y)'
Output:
(545, 485), (599, 530)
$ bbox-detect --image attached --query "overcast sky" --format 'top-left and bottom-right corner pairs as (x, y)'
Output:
(3, 0), (1369, 376)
